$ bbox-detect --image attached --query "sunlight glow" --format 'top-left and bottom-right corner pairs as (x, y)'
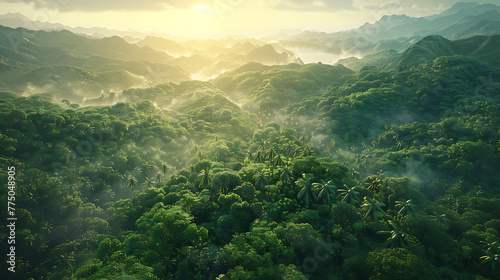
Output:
(195, 5), (210, 11)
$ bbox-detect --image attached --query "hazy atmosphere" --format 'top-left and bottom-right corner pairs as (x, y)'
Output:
(1, 0), (499, 279)
(1, 0), (498, 37)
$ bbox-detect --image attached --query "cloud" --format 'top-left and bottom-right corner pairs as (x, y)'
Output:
(269, 0), (355, 11)
(362, 2), (401, 11)
(352, 0), (456, 20)
(0, 0), (356, 12)
(355, 0), (469, 14)
(0, 0), (209, 11)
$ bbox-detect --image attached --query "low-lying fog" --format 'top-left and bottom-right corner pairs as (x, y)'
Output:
(290, 48), (359, 64)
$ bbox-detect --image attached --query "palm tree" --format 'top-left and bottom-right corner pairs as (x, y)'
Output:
(301, 146), (311, 157)
(296, 173), (315, 207)
(126, 176), (137, 190)
(141, 163), (152, 175)
(182, 196), (195, 212)
(452, 197), (463, 214)
(396, 199), (417, 216)
(198, 167), (214, 191)
(279, 165), (293, 186)
(57, 251), (76, 278)
(143, 177), (154, 188)
(81, 177), (92, 188)
(273, 153), (284, 167)
(314, 180), (337, 204)
(378, 220), (411, 248)
(254, 150), (265, 163)
(155, 173), (163, 184)
(337, 186), (360, 205)
(162, 256), (177, 273)
(480, 251), (500, 271)
(104, 188), (115, 200)
(367, 178), (381, 193)
(255, 139), (266, 150)
(293, 147), (302, 157)
(300, 135), (309, 146)
(254, 172), (268, 190)
(481, 241), (500, 253)
(24, 229), (35, 246)
(26, 191), (38, 204)
(19, 183), (33, 196)
(430, 213), (450, 225)
(41, 222), (53, 234)
(361, 196), (386, 220)
(161, 163), (168, 175)
(245, 151), (254, 163)
(266, 147), (276, 162)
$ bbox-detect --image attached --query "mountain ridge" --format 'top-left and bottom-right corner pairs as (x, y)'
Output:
(279, 2), (500, 59)
(337, 34), (500, 70)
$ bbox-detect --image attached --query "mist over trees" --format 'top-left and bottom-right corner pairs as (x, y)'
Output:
(1, 2), (500, 280)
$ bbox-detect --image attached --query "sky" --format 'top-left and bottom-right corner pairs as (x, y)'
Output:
(0, 0), (498, 38)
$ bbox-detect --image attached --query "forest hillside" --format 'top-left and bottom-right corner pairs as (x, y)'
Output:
(0, 3), (500, 280)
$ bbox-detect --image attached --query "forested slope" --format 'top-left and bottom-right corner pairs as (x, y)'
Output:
(339, 34), (500, 71)
(0, 27), (499, 280)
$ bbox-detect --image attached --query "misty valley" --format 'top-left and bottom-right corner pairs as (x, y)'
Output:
(0, 2), (500, 280)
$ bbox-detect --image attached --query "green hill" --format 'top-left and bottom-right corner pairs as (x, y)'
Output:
(398, 36), (455, 68)
(399, 34), (500, 68)
(1, 13), (500, 280)
(244, 44), (302, 65)
(212, 62), (353, 115)
(136, 36), (189, 56)
(0, 25), (191, 100)
(339, 34), (500, 70)
(1, 49), (499, 279)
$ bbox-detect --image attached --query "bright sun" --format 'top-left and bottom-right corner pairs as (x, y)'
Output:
(195, 5), (210, 11)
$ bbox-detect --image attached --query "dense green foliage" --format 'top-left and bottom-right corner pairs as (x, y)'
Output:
(212, 62), (352, 115)
(339, 35), (500, 71)
(1, 24), (500, 280)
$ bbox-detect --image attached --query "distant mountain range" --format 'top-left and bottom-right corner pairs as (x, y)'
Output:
(337, 34), (500, 71)
(357, 2), (500, 39)
(0, 24), (189, 100)
(0, 1), (499, 100)
(2, 2), (499, 66)
(0, 24), (303, 103)
(134, 36), (303, 80)
(279, 2), (500, 58)
(0, 12), (150, 40)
